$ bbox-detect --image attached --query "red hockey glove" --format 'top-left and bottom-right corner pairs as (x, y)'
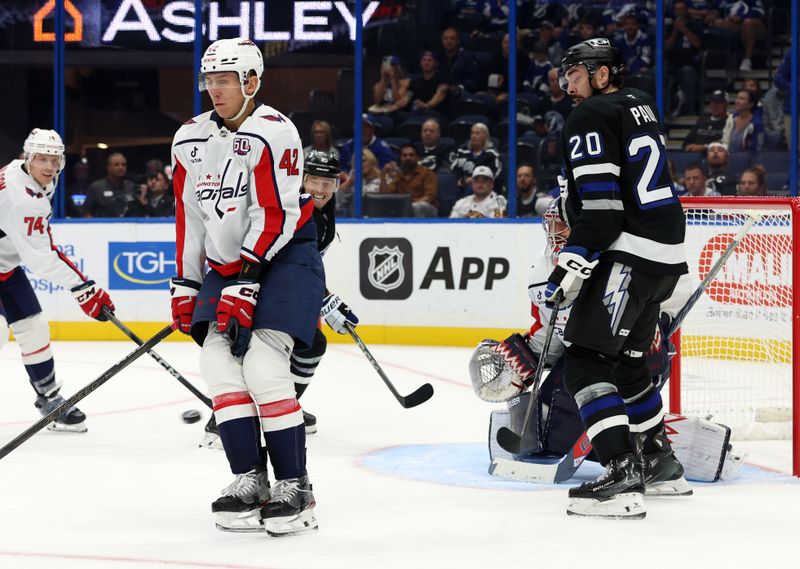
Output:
(169, 277), (201, 334)
(71, 280), (115, 322)
(216, 281), (260, 357)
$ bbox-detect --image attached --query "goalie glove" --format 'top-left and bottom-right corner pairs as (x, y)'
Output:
(320, 293), (359, 334)
(544, 246), (599, 306)
(469, 334), (539, 403)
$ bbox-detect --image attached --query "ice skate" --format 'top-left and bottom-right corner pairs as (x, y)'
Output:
(211, 468), (271, 533)
(644, 428), (692, 496)
(35, 394), (87, 433)
(303, 410), (317, 435)
(567, 452), (646, 519)
(260, 475), (318, 536)
(199, 415), (223, 450)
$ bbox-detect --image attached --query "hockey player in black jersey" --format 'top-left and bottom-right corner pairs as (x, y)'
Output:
(543, 39), (689, 519)
(290, 150), (359, 434)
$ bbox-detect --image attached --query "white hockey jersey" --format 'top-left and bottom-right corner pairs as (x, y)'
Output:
(172, 105), (313, 281)
(449, 192), (508, 219)
(526, 249), (572, 364)
(0, 160), (87, 288)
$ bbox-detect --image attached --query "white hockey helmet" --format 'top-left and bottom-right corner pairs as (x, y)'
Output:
(199, 38), (263, 120)
(23, 128), (66, 173)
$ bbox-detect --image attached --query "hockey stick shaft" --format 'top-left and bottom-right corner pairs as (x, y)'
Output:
(103, 308), (212, 409)
(496, 292), (563, 454)
(345, 323), (434, 408)
(0, 321), (177, 461)
(667, 211), (761, 336)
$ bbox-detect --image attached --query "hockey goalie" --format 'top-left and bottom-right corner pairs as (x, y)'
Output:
(470, 201), (745, 489)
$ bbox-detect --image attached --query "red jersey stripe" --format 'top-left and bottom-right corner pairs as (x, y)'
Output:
(252, 146), (285, 258)
(172, 158), (188, 277)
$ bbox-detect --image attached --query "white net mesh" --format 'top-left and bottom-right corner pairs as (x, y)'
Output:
(680, 203), (793, 440)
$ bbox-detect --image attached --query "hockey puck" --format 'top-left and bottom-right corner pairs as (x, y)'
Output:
(182, 409), (202, 424)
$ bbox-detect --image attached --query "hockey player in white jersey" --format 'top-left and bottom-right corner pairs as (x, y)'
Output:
(0, 128), (116, 432)
(169, 38), (324, 536)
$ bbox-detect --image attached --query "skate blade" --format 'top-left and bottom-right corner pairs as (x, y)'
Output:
(46, 421), (87, 434)
(304, 424), (318, 435)
(646, 477), (693, 497)
(567, 492), (646, 519)
(199, 432), (224, 451)
(214, 510), (265, 533)
(264, 507), (318, 537)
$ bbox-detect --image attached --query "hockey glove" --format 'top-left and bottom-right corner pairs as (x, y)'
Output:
(320, 293), (359, 334)
(216, 281), (260, 357)
(71, 280), (115, 321)
(169, 277), (201, 334)
(494, 333), (539, 387)
(557, 168), (569, 200)
(544, 246), (599, 306)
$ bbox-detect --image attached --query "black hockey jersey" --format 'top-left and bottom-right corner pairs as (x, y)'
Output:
(561, 88), (687, 275)
(313, 198), (336, 256)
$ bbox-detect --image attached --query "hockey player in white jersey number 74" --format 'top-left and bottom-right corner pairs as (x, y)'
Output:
(543, 39), (689, 519)
(169, 38), (324, 536)
(0, 129), (115, 433)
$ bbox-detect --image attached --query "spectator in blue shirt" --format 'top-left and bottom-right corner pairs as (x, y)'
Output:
(338, 115), (397, 173)
(614, 11), (653, 75)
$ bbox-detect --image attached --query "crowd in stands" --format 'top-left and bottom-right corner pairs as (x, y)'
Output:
(53, 1), (795, 220)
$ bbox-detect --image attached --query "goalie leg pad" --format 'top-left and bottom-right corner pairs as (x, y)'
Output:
(11, 313), (60, 397)
(664, 413), (743, 482)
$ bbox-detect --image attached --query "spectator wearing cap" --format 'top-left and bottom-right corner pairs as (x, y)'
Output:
(415, 118), (453, 172)
(705, 141), (738, 196)
(338, 114), (397, 174)
(450, 166), (507, 218)
(450, 122), (502, 190)
(440, 27), (482, 94)
(410, 50), (450, 116)
(665, 0), (703, 115)
(722, 89), (764, 154)
(682, 90), (731, 153)
(737, 165), (768, 196)
(683, 163), (719, 197)
(711, 0), (766, 72)
(380, 144), (438, 217)
(613, 11), (653, 75)
(126, 170), (175, 217)
(370, 55), (411, 118)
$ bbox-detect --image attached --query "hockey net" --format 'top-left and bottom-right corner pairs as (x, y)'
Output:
(673, 197), (799, 476)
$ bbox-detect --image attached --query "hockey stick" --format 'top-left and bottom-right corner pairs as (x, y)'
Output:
(345, 322), (434, 408)
(0, 321), (177, 461)
(103, 308), (213, 409)
(492, 212), (763, 482)
(496, 292), (563, 454)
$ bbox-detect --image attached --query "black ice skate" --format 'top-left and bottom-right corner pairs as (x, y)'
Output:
(199, 414), (223, 450)
(260, 475), (318, 536)
(303, 410), (317, 435)
(212, 468), (271, 533)
(35, 394), (87, 433)
(644, 428), (693, 496)
(566, 452), (646, 519)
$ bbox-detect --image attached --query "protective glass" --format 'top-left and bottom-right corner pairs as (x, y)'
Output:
(198, 71), (242, 93)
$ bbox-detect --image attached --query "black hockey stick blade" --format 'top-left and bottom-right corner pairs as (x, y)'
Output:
(0, 321), (177, 462)
(345, 322), (434, 409)
(103, 308), (213, 409)
(495, 425), (525, 454)
(401, 382), (434, 408)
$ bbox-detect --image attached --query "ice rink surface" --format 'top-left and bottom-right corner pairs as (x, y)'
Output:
(1, 340), (798, 569)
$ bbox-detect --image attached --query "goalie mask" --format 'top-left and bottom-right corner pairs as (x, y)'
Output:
(469, 339), (526, 403)
(542, 199), (570, 265)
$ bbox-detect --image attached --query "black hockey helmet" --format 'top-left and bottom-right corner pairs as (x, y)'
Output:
(305, 150), (340, 178)
(559, 38), (624, 92)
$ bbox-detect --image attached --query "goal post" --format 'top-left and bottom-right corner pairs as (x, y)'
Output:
(675, 197), (800, 477)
